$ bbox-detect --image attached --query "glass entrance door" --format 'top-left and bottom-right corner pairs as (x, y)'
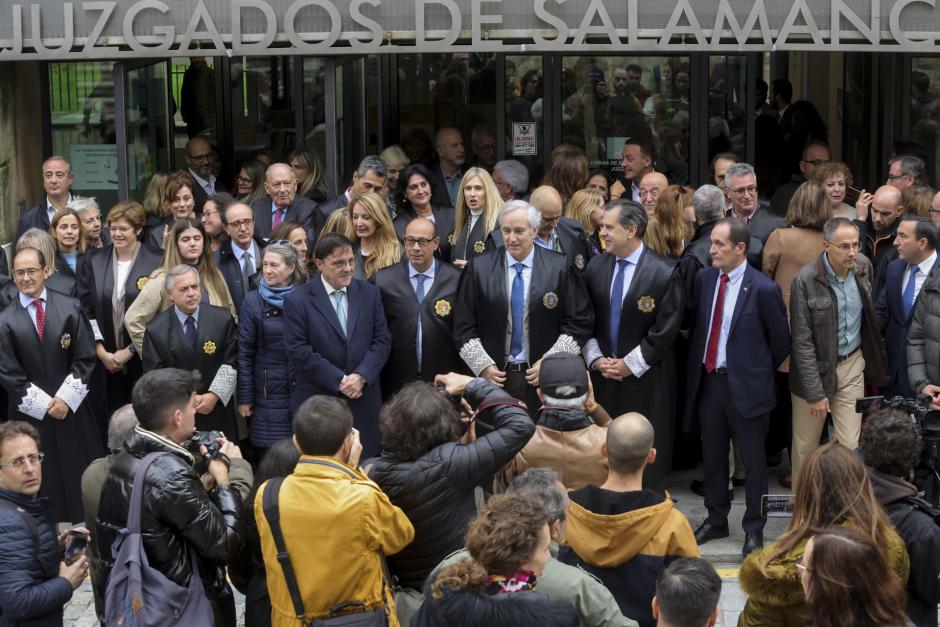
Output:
(122, 60), (173, 202)
(329, 56), (381, 193)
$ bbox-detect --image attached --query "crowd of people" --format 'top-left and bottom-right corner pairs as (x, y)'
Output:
(0, 112), (937, 626)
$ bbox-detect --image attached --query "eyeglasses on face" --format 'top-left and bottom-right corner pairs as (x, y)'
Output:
(0, 452), (44, 470)
(227, 218), (255, 230)
(731, 185), (758, 196)
(404, 237), (435, 247)
(13, 268), (43, 279)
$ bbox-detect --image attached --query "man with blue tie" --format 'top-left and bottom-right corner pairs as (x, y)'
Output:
(375, 218), (463, 396)
(876, 215), (939, 398)
(454, 200), (593, 413)
(582, 199), (683, 490)
(283, 234), (392, 455)
(684, 219), (790, 556)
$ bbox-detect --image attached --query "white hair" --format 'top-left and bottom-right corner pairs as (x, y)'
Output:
(66, 196), (99, 215)
(500, 199), (541, 230)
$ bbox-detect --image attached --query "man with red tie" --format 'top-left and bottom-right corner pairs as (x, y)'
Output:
(684, 218), (790, 556)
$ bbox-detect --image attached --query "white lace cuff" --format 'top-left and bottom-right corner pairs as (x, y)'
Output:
(55, 375), (89, 413)
(624, 346), (651, 378)
(18, 384), (52, 421)
(459, 338), (496, 376)
(209, 365), (237, 405)
(543, 334), (580, 358)
(583, 338), (603, 369)
(89, 319), (104, 343)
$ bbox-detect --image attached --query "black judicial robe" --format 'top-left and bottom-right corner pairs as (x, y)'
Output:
(454, 246), (593, 371)
(450, 215), (499, 265)
(0, 290), (105, 523)
(76, 243), (162, 415)
(393, 206), (457, 262)
(374, 259), (464, 397)
(142, 303), (239, 437)
(583, 248), (683, 489)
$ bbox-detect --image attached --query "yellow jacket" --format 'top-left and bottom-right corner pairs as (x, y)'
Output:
(255, 456), (415, 627)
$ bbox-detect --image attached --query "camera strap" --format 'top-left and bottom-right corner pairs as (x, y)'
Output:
(261, 477), (308, 624)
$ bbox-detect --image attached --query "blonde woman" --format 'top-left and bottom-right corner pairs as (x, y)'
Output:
(141, 171), (170, 250)
(17, 228), (76, 296)
(566, 188), (606, 258)
(451, 167), (501, 269)
(288, 147), (328, 203)
(644, 185), (694, 259)
(380, 144), (411, 215)
(345, 192), (402, 280)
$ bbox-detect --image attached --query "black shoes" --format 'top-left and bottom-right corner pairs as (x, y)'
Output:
(743, 533), (764, 556)
(694, 522), (730, 545)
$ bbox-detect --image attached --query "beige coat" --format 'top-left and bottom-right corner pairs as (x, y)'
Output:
(124, 267), (236, 354)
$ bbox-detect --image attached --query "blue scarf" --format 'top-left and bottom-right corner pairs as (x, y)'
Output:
(258, 279), (294, 310)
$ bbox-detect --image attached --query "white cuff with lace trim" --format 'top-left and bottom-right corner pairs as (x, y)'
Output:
(209, 365), (236, 405)
(18, 384), (52, 421)
(459, 338), (496, 376)
(89, 319), (104, 343)
(55, 375), (89, 413)
(583, 338), (603, 369)
(624, 346), (651, 378)
(543, 334), (580, 358)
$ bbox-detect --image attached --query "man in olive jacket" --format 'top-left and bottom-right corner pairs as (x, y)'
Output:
(789, 217), (888, 482)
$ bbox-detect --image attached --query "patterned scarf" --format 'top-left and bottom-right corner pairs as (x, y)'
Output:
(484, 570), (537, 595)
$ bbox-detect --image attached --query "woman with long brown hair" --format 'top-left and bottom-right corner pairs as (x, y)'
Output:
(737, 442), (910, 627)
(544, 144), (590, 207)
(451, 167), (501, 269)
(644, 184), (694, 259)
(345, 191), (402, 281)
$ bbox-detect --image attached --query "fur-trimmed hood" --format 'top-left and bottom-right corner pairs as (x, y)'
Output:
(738, 541), (807, 608)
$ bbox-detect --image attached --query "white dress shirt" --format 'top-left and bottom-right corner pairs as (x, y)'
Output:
(19, 289), (48, 332)
(505, 247), (534, 363)
(901, 250), (936, 304)
(703, 260), (748, 369)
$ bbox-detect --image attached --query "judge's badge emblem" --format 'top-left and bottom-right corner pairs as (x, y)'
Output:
(434, 299), (452, 317)
(447, 233), (456, 245)
(136, 276), (149, 291)
(203, 340), (217, 355)
(60, 333), (71, 349)
(542, 292), (559, 309)
(575, 253), (585, 270)
(637, 295), (656, 313)
(473, 240), (486, 254)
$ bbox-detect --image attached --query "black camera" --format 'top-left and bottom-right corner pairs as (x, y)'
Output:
(856, 395), (940, 431)
(185, 430), (227, 474)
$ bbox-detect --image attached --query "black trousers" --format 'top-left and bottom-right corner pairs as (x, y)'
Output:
(699, 370), (769, 535)
(503, 364), (540, 419)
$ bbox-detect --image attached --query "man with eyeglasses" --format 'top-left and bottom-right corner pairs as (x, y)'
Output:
(214, 202), (265, 311)
(0, 247), (104, 525)
(251, 163), (323, 246)
(374, 218), (463, 396)
(724, 162), (784, 270)
(886, 154), (927, 192)
(0, 421), (89, 624)
(771, 142), (830, 216)
(185, 137), (227, 214)
(16, 156), (75, 241)
(788, 217), (888, 484)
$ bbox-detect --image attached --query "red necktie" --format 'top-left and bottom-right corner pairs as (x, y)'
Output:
(34, 298), (45, 341)
(704, 274), (729, 372)
(273, 208), (284, 228)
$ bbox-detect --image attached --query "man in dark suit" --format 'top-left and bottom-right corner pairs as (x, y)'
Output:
(723, 162), (785, 270)
(582, 199), (683, 490)
(282, 233), (392, 455)
(17, 156), (75, 238)
(250, 163), (323, 246)
(427, 127), (466, 208)
(876, 215), (939, 398)
(142, 265), (238, 437)
(375, 218), (463, 397)
(685, 219), (790, 556)
(454, 200), (593, 413)
(317, 155), (387, 218)
(214, 201), (263, 311)
(185, 137), (227, 214)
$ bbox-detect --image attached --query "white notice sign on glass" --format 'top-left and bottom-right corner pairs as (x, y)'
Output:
(71, 144), (119, 190)
(512, 122), (537, 156)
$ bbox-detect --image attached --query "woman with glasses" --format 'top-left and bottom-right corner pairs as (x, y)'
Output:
(345, 192), (402, 281)
(236, 242), (307, 461)
(200, 192), (234, 253)
(450, 168), (502, 269)
(124, 219), (234, 353)
(235, 160), (268, 206)
(393, 164), (455, 262)
(76, 201), (162, 416)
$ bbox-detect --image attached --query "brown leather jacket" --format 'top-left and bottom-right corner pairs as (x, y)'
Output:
(788, 253), (887, 402)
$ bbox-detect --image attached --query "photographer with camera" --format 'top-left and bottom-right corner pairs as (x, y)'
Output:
(95, 368), (251, 626)
(860, 409), (940, 627)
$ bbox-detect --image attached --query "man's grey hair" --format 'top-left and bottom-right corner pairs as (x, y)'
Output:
(42, 155), (72, 174)
(107, 404), (139, 453)
(356, 155), (387, 179)
(692, 185), (726, 222)
(605, 199), (648, 238)
(66, 196), (99, 215)
(724, 162), (756, 188)
(164, 264), (200, 291)
(889, 154), (927, 186)
(494, 160), (530, 195)
(506, 468), (567, 523)
(823, 216), (859, 242)
(542, 393), (589, 410)
(500, 199), (541, 230)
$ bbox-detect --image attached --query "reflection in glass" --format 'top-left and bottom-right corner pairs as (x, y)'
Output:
(125, 63), (173, 202)
(506, 55), (544, 183)
(911, 58), (940, 186)
(231, 56), (296, 167)
(707, 56), (747, 167)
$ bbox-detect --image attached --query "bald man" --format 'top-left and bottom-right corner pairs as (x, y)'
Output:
(185, 136), (226, 213)
(862, 185), (904, 294)
(560, 413), (699, 626)
(250, 163), (323, 245)
(638, 172), (669, 217)
(493, 185), (592, 271)
(428, 127), (467, 207)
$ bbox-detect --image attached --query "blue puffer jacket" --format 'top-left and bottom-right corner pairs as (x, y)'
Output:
(237, 290), (295, 446)
(0, 489), (73, 626)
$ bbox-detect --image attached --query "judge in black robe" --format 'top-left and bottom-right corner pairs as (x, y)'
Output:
(454, 203), (594, 412)
(450, 211), (499, 267)
(0, 249), (104, 523)
(583, 201), (684, 490)
(77, 240), (162, 417)
(142, 267), (238, 438)
(375, 220), (464, 397)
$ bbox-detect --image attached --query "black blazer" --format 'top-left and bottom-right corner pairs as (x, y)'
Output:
(393, 206), (456, 262)
(454, 246), (593, 368)
(189, 171), (228, 215)
(317, 192), (350, 220)
(490, 217), (592, 272)
(374, 259), (463, 395)
(727, 202), (785, 270)
(250, 196), (323, 246)
(214, 236), (264, 312)
(427, 164), (462, 209)
(684, 264), (790, 427)
(16, 197), (53, 239)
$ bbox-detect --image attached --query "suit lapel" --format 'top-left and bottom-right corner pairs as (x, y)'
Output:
(310, 278), (347, 340)
(621, 247), (647, 309)
(699, 268), (718, 339)
(728, 266), (753, 334)
(172, 309), (195, 355)
(345, 280), (360, 339)
(423, 260), (446, 303)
